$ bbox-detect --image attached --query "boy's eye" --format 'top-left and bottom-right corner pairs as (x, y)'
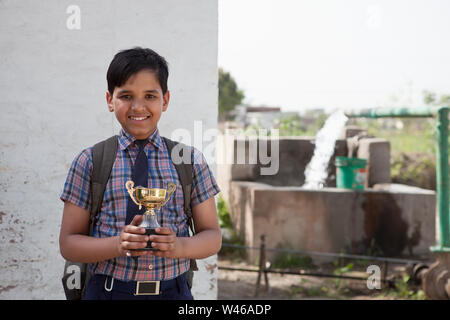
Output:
(146, 94), (155, 99)
(120, 95), (132, 100)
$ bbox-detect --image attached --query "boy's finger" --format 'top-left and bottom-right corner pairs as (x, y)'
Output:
(150, 234), (174, 243)
(130, 214), (143, 226)
(123, 225), (146, 234)
(155, 227), (173, 235)
(122, 240), (148, 250)
(152, 242), (174, 251)
(122, 233), (148, 242)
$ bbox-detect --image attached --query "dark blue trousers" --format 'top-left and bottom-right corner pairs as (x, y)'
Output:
(84, 273), (194, 300)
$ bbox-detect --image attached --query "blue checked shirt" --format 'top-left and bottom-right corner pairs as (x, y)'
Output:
(60, 128), (220, 281)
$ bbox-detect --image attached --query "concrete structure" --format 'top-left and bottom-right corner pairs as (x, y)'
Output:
(218, 132), (435, 263)
(340, 126), (367, 139)
(357, 138), (391, 188)
(229, 182), (435, 263)
(217, 135), (388, 203)
(0, 0), (218, 299)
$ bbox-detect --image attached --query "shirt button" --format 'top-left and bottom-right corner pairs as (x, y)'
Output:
(148, 265), (153, 270)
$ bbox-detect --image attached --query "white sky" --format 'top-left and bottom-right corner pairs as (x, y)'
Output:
(218, 0), (450, 112)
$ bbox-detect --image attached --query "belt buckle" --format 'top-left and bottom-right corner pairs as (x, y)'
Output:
(135, 281), (160, 295)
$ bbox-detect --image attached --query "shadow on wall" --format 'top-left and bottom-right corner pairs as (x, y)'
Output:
(360, 192), (421, 257)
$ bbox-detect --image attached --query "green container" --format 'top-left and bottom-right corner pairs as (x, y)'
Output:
(335, 156), (367, 190)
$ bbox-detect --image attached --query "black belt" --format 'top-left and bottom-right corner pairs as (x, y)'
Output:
(93, 274), (182, 296)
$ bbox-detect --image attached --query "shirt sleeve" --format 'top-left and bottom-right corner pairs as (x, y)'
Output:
(190, 147), (220, 207)
(60, 147), (93, 212)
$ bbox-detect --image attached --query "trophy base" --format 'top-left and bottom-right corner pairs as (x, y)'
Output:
(132, 227), (160, 252)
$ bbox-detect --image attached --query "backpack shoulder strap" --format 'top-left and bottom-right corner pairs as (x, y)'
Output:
(162, 136), (198, 272)
(162, 136), (193, 222)
(90, 135), (118, 234)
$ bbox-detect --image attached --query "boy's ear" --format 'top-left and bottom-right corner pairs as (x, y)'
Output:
(106, 91), (114, 112)
(162, 90), (170, 112)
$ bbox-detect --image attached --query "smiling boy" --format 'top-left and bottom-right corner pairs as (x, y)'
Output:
(59, 47), (221, 300)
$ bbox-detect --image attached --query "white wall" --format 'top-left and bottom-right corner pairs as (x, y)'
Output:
(0, 0), (218, 299)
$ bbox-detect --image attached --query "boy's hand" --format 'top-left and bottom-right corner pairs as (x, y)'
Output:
(148, 227), (183, 259)
(118, 215), (149, 257)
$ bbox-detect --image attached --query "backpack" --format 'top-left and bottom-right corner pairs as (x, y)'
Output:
(61, 135), (196, 300)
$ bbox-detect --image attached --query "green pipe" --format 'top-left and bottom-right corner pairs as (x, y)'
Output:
(344, 106), (442, 118)
(344, 106), (450, 252)
(434, 107), (450, 251)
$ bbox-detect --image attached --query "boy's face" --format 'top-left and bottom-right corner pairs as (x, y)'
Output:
(106, 69), (170, 140)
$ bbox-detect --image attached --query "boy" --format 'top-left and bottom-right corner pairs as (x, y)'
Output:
(59, 47), (222, 300)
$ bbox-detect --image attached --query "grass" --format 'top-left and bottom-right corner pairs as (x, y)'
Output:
(375, 275), (426, 300)
(350, 118), (441, 190)
(217, 194), (247, 261)
(375, 130), (435, 155)
(353, 117), (436, 154)
(287, 272), (426, 300)
(271, 249), (315, 270)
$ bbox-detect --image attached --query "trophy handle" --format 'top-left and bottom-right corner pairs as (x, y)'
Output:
(158, 182), (177, 209)
(125, 180), (142, 210)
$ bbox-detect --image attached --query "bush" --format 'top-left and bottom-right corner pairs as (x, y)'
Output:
(391, 152), (436, 190)
(217, 195), (233, 229)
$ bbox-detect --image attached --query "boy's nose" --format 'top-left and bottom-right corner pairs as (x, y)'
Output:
(131, 98), (147, 110)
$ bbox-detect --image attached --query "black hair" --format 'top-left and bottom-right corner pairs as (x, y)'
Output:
(106, 47), (169, 95)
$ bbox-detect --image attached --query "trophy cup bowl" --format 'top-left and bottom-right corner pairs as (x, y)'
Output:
(125, 181), (176, 251)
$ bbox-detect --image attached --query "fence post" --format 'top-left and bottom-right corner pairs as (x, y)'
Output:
(382, 261), (389, 285)
(255, 234), (269, 297)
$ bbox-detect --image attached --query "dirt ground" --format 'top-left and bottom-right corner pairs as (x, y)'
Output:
(217, 258), (426, 300)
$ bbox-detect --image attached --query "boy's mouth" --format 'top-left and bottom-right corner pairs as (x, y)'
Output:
(128, 115), (150, 121)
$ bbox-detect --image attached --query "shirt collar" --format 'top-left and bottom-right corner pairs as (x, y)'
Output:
(118, 128), (162, 151)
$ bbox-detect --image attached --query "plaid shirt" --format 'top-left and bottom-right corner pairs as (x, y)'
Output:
(60, 128), (220, 281)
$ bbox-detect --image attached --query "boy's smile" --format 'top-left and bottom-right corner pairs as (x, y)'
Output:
(106, 69), (170, 140)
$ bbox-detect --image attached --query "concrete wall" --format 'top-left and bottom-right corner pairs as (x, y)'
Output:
(0, 0), (218, 299)
(230, 182), (436, 263)
(357, 138), (391, 187)
(217, 135), (390, 204)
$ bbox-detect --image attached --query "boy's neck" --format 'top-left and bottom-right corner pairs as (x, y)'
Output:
(124, 127), (158, 141)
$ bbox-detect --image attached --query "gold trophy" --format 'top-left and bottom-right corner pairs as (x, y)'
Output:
(125, 180), (176, 251)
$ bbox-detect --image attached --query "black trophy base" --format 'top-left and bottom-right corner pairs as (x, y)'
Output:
(133, 227), (160, 251)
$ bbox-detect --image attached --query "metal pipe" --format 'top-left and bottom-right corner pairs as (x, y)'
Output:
(433, 107), (450, 250)
(218, 265), (394, 284)
(344, 106), (442, 118)
(221, 243), (425, 264)
(344, 106), (450, 252)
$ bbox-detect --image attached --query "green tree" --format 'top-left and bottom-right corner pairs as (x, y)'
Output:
(422, 90), (437, 105)
(219, 68), (244, 120)
(423, 90), (450, 106)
